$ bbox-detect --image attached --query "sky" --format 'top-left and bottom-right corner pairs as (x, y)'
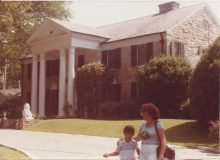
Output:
(69, 0), (220, 27)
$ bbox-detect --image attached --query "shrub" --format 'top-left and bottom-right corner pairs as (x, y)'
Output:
(98, 99), (141, 120)
(189, 37), (220, 123)
(117, 99), (141, 119)
(0, 96), (22, 119)
(75, 63), (112, 118)
(63, 102), (72, 118)
(98, 101), (119, 119)
(137, 56), (192, 117)
(208, 120), (219, 142)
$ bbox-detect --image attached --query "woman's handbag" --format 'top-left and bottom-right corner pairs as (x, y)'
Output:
(155, 121), (175, 160)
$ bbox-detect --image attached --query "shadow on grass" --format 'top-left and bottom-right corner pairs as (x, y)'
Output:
(165, 121), (218, 148)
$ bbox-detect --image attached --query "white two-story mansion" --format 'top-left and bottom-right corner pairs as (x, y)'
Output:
(21, 2), (220, 117)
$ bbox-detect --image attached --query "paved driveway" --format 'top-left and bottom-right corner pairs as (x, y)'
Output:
(0, 129), (219, 160)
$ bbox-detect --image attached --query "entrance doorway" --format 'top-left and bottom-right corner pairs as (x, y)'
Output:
(45, 83), (58, 117)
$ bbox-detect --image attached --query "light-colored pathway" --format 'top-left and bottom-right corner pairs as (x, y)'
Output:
(0, 129), (219, 160)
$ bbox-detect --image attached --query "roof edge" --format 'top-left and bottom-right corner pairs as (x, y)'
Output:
(166, 3), (207, 33)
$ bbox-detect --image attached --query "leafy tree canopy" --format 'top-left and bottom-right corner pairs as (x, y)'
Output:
(0, 1), (72, 87)
(75, 63), (112, 118)
(138, 56), (192, 117)
(189, 36), (220, 123)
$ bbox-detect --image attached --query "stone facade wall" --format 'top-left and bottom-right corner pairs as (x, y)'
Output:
(167, 7), (220, 66)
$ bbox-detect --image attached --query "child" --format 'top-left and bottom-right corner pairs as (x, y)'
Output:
(103, 125), (140, 160)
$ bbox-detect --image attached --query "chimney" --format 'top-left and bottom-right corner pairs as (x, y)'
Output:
(158, 1), (180, 14)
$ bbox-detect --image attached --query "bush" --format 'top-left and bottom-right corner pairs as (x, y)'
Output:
(208, 120), (219, 142)
(98, 99), (141, 120)
(117, 99), (141, 119)
(189, 37), (220, 123)
(137, 56), (192, 117)
(98, 101), (119, 119)
(0, 96), (22, 119)
(75, 63), (112, 118)
(63, 102), (72, 118)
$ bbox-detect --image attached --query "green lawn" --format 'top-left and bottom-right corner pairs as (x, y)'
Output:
(0, 145), (31, 160)
(24, 119), (218, 149)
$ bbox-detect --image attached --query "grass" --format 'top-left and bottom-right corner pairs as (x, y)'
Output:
(24, 118), (219, 149)
(0, 145), (31, 160)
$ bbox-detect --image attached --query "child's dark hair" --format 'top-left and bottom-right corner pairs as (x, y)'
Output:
(123, 125), (135, 135)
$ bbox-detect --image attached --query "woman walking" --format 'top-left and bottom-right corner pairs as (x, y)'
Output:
(135, 103), (167, 160)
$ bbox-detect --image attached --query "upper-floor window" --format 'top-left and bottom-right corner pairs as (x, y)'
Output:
(102, 48), (121, 69)
(131, 42), (153, 67)
(78, 55), (85, 68)
(27, 64), (32, 80)
(170, 41), (184, 57)
(46, 60), (59, 77)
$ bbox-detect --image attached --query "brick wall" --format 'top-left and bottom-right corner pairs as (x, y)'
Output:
(113, 41), (162, 100)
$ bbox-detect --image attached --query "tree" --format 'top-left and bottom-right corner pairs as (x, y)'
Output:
(75, 63), (112, 118)
(0, 1), (71, 88)
(137, 56), (192, 117)
(189, 37), (220, 123)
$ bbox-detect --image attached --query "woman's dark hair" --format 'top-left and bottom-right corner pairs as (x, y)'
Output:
(141, 103), (160, 120)
(123, 125), (135, 135)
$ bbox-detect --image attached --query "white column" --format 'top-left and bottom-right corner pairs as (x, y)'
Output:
(68, 47), (76, 112)
(58, 48), (66, 117)
(38, 53), (46, 117)
(31, 54), (38, 115)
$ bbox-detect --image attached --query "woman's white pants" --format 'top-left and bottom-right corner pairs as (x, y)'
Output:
(139, 144), (157, 160)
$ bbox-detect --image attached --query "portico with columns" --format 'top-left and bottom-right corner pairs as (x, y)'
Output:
(25, 18), (108, 117)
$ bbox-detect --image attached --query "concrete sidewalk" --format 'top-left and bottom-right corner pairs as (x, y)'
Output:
(0, 129), (219, 160)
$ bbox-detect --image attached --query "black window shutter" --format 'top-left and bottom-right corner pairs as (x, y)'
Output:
(131, 45), (137, 66)
(102, 51), (108, 65)
(46, 61), (50, 77)
(116, 48), (121, 68)
(27, 64), (32, 80)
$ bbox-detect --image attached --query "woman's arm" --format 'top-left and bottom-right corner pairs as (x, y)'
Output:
(133, 130), (142, 142)
(158, 128), (166, 160)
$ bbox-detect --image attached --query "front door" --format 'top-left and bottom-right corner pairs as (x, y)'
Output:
(45, 89), (58, 117)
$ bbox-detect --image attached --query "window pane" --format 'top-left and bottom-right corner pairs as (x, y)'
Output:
(108, 48), (121, 69)
(175, 42), (181, 56)
(138, 44), (147, 65)
(27, 64), (32, 80)
(146, 42), (153, 61)
(102, 51), (108, 65)
(46, 60), (59, 77)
